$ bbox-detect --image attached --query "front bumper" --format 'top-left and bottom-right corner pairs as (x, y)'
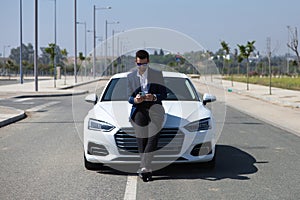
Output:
(84, 126), (215, 165)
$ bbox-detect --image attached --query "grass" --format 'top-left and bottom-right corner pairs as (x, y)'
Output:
(223, 75), (300, 91)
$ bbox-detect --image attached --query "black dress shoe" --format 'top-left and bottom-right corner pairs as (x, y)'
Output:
(137, 168), (152, 182)
(142, 173), (148, 182)
(146, 172), (153, 181)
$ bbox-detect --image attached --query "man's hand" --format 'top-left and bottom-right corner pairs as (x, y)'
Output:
(144, 93), (155, 101)
(134, 93), (155, 103)
(134, 94), (144, 104)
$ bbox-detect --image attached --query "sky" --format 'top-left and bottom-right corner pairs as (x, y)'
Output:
(0, 0), (299, 57)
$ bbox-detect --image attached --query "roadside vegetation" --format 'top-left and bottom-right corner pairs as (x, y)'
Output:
(223, 75), (300, 91)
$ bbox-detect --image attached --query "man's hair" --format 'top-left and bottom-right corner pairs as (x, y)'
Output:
(136, 50), (149, 60)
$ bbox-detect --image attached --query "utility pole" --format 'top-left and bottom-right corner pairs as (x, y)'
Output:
(53, 0), (57, 87)
(93, 6), (111, 78)
(34, 0), (38, 91)
(74, 0), (77, 83)
(20, 0), (23, 84)
(93, 5), (96, 78)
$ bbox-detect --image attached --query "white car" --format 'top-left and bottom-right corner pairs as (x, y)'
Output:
(83, 71), (216, 171)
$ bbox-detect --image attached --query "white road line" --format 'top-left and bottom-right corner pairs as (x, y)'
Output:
(14, 98), (33, 102)
(26, 101), (60, 112)
(124, 175), (137, 200)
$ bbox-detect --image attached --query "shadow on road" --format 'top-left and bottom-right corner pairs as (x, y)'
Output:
(154, 144), (259, 181)
(95, 145), (261, 181)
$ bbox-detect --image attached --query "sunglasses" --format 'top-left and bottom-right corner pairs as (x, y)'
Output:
(136, 63), (148, 67)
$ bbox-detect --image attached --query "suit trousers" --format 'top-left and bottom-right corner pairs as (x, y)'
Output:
(132, 104), (165, 169)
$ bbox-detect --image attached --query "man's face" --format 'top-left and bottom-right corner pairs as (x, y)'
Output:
(136, 57), (149, 73)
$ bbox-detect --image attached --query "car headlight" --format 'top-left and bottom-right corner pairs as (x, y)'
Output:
(88, 118), (115, 132)
(184, 118), (212, 132)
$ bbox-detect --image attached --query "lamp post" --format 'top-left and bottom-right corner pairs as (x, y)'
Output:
(74, 0), (77, 83)
(34, 0), (38, 91)
(77, 21), (87, 77)
(52, 0), (57, 87)
(93, 5), (111, 78)
(105, 20), (119, 75)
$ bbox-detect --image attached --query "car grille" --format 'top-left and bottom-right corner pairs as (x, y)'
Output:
(114, 128), (184, 155)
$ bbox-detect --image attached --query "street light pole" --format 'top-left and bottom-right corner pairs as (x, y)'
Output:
(53, 0), (57, 87)
(105, 19), (107, 75)
(93, 6), (111, 78)
(34, 0), (38, 91)
(74, 0), (77, 83)
(93, 5), (96, 78)
(19, 0), (23, 84)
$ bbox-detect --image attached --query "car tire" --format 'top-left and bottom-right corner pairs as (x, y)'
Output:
(84, 154), (104, 171)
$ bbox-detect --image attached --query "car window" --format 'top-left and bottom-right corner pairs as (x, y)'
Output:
(164, 77), (199, 101)
(101, 77), (199, 101)
(101, 78), (128, 101)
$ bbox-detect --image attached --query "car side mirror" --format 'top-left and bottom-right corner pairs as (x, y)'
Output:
(85, 93), (98, 105)
(202, 93), (216, 105)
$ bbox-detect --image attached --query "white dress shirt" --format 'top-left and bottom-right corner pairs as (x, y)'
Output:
(137, 67), (149, 94)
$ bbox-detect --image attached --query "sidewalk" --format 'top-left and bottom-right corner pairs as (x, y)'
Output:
(221, 79), (300, 109)
(0, 76), (100, 99)
(192, 77), (300, 136)
(0, 76), (103, 128)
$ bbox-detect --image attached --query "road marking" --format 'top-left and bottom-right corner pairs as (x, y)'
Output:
(26, 101), (60, 112)
(124, 175), (137, 200)
(14, 98), (33, 102)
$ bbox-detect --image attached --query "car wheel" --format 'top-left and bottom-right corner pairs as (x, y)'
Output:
(84, 154), (104, 170)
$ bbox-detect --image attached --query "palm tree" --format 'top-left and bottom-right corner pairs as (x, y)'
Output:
(237, 41), (255, 90)
(221, 41), (230, 75)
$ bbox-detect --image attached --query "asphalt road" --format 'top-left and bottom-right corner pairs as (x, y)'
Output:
(0, 83), (299, 200)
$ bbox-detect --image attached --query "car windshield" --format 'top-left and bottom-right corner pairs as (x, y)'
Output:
(101, 77), (199, 101)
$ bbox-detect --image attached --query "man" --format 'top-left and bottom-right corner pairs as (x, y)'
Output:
(127, 50), (167, 182)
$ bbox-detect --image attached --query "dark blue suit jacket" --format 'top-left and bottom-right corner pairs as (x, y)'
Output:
(127, 67), (167, 120)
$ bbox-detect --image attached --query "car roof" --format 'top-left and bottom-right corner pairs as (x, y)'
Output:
(110, 71), (189, 79)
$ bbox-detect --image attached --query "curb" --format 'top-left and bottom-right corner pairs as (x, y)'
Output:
(59, 77), (108, 90)
(0, 106), (26, 128)
(13, 90), (89, 98)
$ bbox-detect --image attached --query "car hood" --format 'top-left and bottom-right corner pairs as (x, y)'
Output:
(90, 101), (211, 129)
